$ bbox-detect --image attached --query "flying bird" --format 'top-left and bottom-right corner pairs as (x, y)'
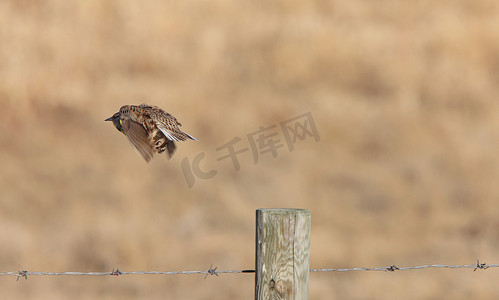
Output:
(106, 104), (197, 162)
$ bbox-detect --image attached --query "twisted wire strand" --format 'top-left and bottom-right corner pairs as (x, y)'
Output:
(2, 260), (496, 281)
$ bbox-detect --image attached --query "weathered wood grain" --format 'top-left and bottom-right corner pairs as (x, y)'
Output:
(255, 209), (311, 300)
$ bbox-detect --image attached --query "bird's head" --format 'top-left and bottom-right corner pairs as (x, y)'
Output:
(105, 112), (124, 134)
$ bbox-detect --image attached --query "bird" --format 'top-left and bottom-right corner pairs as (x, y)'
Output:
(105, 104), (197, 162)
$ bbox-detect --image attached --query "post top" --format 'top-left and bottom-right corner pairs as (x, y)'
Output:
(256, 208), (311, 215)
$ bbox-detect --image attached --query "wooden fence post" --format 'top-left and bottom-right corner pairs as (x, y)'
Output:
(255, 208), (311, 300)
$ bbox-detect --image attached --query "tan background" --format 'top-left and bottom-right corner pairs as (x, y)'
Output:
(1, 0), (499, 299)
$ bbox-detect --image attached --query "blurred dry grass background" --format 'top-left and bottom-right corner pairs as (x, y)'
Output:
(1, 0), (499, 299)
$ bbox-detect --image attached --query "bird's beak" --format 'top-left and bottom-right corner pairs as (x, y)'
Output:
(105, 117), (113, 121)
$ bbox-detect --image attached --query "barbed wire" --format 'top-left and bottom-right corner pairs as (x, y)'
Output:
(310, 260), (498, 272)
(2, 260), (497, 281)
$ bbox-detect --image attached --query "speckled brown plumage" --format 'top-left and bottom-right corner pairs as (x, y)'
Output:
(106, 104), (197, 162)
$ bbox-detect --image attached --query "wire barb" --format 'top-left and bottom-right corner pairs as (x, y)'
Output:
(386, 265), (399, 272)
(474, 260), (488, 272)
(17, 265), (28, 281)
(204, 265), (218, 279)
(111, 268), (122, 276)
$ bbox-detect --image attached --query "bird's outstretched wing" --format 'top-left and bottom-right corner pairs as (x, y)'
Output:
(156, 123), (196, 141)
(122, 118), (154, 162)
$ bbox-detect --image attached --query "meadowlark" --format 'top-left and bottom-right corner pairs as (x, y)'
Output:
(105, 104), (197, 162)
